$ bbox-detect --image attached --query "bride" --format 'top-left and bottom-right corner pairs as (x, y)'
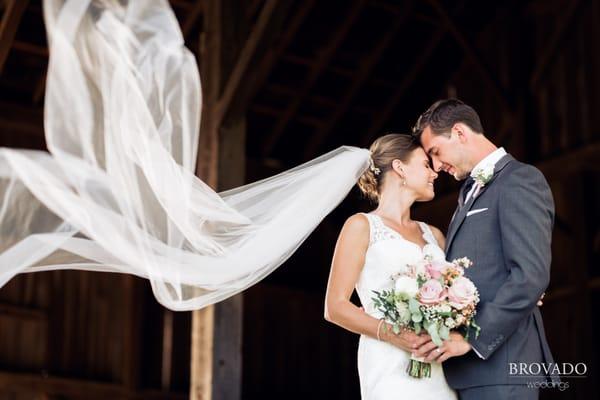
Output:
(324, 133), (457, 399)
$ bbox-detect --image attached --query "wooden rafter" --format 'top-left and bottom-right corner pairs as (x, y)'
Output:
(12, 39), (47, 57)
(427, 0), (513, 113)
(266, 83), (338, 109)
(529, 0), (583, 90)
(0, 0), (29, 74)
(361, 15), (453, 146)
(439, 0), (525, 148)
(246, 0), (316, 105)
(303, 1), (414, 159)
(214, 0), (292, 126)
(261, 0), (367, 157)
(181, 1), (204, 39)
(251, 103), (324, 129)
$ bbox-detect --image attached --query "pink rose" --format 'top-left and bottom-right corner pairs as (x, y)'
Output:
(448, 277), (478, 309)
(425, 260), (452, 279)
(418, 279), (447, 305)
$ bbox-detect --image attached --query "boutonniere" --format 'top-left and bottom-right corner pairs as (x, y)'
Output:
(471, 164), (495, 187)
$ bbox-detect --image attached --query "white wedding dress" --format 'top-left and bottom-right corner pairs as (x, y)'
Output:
(355, 213), (457, 400)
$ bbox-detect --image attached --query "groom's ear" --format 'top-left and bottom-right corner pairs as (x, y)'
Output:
(453, 123), (469, 143)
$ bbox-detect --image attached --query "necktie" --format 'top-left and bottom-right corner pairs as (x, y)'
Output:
(459, 177), (475, 209)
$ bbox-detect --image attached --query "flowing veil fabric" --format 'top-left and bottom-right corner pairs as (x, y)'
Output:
(0, 0), (370, 310)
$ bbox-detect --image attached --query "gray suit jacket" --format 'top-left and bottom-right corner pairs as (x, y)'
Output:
(443, 154), (559, 389)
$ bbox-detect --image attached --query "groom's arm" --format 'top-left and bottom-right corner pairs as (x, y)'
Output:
(467, 164), (554, 360)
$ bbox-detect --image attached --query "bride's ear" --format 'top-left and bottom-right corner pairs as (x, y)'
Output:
(391, 159), (405, 179)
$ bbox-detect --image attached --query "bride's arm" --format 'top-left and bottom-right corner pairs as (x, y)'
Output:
(324, 214), (429, 351)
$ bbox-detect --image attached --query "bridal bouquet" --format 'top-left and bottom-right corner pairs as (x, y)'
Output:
(372, 256), (481, 378)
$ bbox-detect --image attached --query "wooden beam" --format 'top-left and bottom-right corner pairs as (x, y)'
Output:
(267, 83), (338, 109)
(438, 0), (525, 149)
(0, 370), (187, 400)
(190, 305), (214, 400)
(250, 104), (324, 129)
(191, 0), (221, 397)
(215, 0), (293, 127)
(12, 39), (47, 57)
(181, 1), (204, 39)
(261, 0), (367, 157)
(535, 142), (600, 179)
(121, 276), (141, 391)
(303, 1), (414, 159)
(427, 0), (513, 113)
(362, 21), (450, 146)
(0, 0), (28, 74)
(542, 277), (600, 303)
(245, 0), (316, 105)
(162, 309), (174, 390)
(529, 0), (583, 90)
(0, 301), (47, 321)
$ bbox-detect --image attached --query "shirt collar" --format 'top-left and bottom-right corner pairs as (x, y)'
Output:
(470, 147), (507, 179)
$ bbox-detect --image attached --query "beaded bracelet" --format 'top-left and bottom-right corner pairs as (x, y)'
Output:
(376, 319), (385, 341)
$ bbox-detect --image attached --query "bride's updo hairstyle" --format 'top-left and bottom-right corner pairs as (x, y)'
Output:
(357, 133), (419, 202)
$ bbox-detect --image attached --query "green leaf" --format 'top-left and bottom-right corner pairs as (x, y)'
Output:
(408, 298), (421, 314)
(411, 313), (423, 323)
(439, 324), (450, 340)
(426, 322), (443, 346)
(414, 322), (422, 334)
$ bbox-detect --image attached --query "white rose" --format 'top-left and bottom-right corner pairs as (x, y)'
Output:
(394, 276), (418, 297)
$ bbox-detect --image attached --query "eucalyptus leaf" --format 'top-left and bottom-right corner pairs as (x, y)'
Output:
(408, 298), (421, 314)
(426, 322), (443, 347)
(439, 324), (450, 340)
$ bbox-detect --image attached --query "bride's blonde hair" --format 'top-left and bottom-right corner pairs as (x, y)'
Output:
(357, 133), (419, 202)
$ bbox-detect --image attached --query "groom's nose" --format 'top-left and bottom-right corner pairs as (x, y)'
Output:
(432, 157), (443, 172)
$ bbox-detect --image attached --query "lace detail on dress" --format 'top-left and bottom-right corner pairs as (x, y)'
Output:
(362, 213), (401, 245)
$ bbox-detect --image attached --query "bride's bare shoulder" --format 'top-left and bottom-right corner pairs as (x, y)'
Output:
(340, 213), (370, 238)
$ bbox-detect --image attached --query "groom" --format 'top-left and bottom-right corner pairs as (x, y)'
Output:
(411, 99), (558, 399)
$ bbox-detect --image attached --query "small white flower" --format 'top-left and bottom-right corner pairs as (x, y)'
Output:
(439, 304), (452, 314)
(444, 318), (456, 328)
(471, 164), (495, 187)
(394, 276), (419, 297)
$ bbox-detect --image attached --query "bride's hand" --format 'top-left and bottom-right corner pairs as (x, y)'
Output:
(380, 324), (431, 353)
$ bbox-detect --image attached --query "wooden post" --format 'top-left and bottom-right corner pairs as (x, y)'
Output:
(189, 0), (293, 397)
(190, 0), (222, 397)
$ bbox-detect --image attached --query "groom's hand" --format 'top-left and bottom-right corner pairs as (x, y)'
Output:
(423, 331), (471, 363)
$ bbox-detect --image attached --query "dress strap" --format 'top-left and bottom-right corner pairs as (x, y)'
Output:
(417, 221), (439, 247)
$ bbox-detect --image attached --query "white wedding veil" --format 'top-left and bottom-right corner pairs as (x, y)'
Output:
(0, 0), (370, 310)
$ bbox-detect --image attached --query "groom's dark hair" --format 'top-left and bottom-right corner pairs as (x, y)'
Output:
(412, 99), (484, 141)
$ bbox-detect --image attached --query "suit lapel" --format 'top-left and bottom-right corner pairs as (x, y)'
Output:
(445, 154), (514, 252)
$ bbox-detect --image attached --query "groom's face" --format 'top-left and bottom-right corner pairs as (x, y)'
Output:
(420, 125), (470, 181)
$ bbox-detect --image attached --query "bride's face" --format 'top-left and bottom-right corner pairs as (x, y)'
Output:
(401, 148), (438, 201)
